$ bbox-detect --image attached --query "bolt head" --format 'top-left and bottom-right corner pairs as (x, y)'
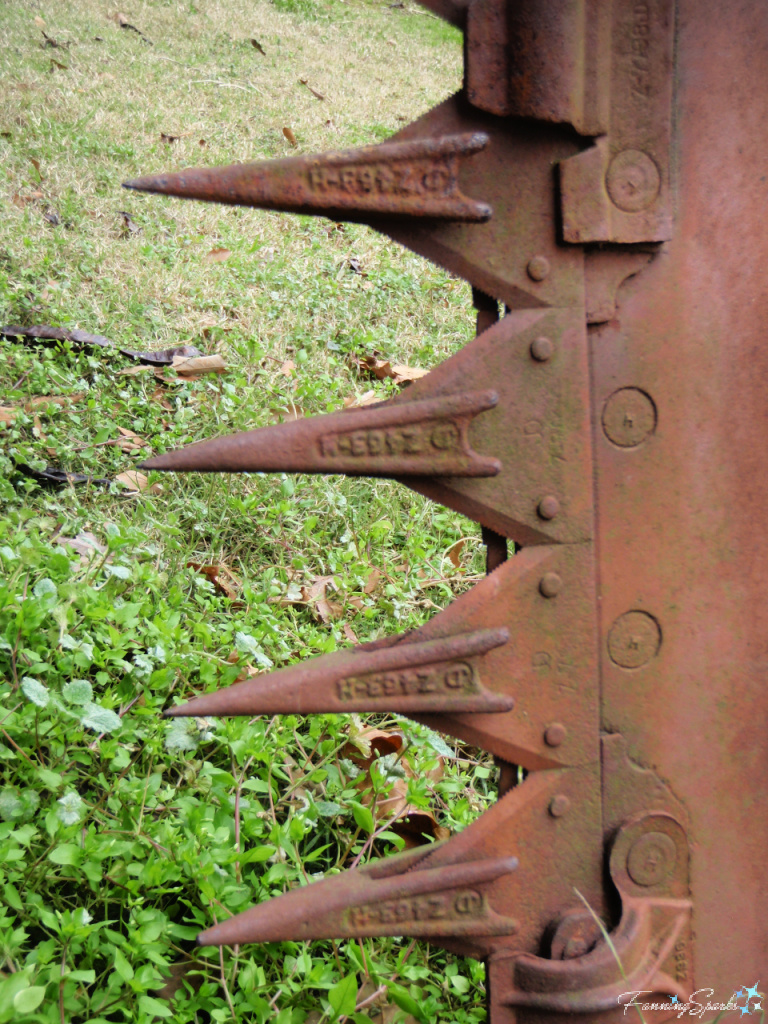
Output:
(607, 611), (661, 668)
(606, 149), (661, 213)
(549, 794), (570, 818)
(530, 336), (553, 361)
(544, 723), (567, 747)
(626, 831), (677, 886)
(537, 495), (560, 520)
(539, 572), (562, 598)
(527, 255), (550, 281)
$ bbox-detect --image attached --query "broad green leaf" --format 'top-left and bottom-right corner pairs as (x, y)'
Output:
(62, 679), (93, 705)
(165, 718), (198, 751)
(57, 792), (84, 825)
(13, 986), (45, 1014)
(449, 975), (470, 994)
(385, 982), (427, 1022)
(49, 844), (82, 866)
(138, 995), (172, 1018)
(21, 677), (49, 708)
(0, 789), (24, 822)
(79, 703), (122, 734)
(33, 577), (57, 600)
(328, 974), (358, 1017)
(37, 768), (63, 790)
(241, 845), (277, 864)
(350, 801), (375, 835)
(315, 800), (343, 818)
(113, 948), (134, 982)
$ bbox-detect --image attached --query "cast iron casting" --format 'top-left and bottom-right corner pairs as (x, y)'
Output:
(126, 0), (768, 1018)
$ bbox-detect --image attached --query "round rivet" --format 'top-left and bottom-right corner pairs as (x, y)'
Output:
(527, 255), (550, 281)
(626, 831), (677, 886)
(539, 572), (562, 598)
(530, 336), (553, 362)
(549, 794), (570, 818)
(606, 149), (661, 213)
(607, 611), (661, 668)
(544, 723), (567, 747)
(537, 495), (560, 520)
(602, 388), (657, 447)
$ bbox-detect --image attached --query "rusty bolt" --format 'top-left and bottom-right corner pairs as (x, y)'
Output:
(602, 387), (657, 447)
(544, 723), (567, 747)
(549, 910), (601, 960)
(527, 255), (550, 281)
(607, 611), (661, 668)
(537, 495), (560, 520)
(626, 831), (677, 886)
(530, 336), (553, 361)
(605, 150), (661, 213)
(539, 572), (562, 598)
(549, 794), (570, 818)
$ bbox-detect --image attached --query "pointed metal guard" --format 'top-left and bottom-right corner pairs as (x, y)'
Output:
(167, 544), (597, 772)
(166, 627), (513, 718)
(197, 844), (518, 946)
(140, 390), (500, 477)
(123, 133), (492, 223)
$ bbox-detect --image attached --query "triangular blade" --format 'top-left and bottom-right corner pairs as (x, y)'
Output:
(142, 308), (592, 548)
(140, 390), (500, 477)
(168, 543), (598, 772)
(198, 848), (519, 946)
(165, 627), (513, 717)
(124, 133), (491, 223)
(197, 765), (603, 958)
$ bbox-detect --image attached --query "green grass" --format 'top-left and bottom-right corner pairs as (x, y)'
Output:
(0, 2), (496, 1022)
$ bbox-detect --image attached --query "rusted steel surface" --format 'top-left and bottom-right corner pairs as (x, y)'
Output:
(129, 0), (768, 1018)
(125, 133), (492, 221)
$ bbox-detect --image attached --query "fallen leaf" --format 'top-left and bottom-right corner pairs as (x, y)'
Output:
(43, 208), (60, 224)
(49, 59), (68, 71)
(446, 538), (465, 569)
(123, 343), (202, 366)
(117, 365), (155, 377)
(160, 132), (180, 144)
(55, 531), (107, 560)
(250, 38), (266, 54)
(356, 353), (428, 386)
(150, 387), (173, 411)
(363, 568), (382, 595)
(342, 623), (359, 644)
(118, 210), (141, 236)
(348, 257), (365, 275)
(279, 359), (295, 377)
(116, 12), (151, 42)
(343, 389), (380, 408)
(0, 393), (86, 425)
(29, 157), (42, 179)
(34, 15), (45, 27)
(282, 126), (297, 147)
(172, 354), (227, 378)
(115, 470), (150, 493)
(116, 426), (148, 452)
(152, 959), (207, 1003)
(205, 247), (231, 263)
(187, 562), (241, 601)
(199, 138), (206, 147)
(42, 32), (70, 49)
(298, 78), (325, 100)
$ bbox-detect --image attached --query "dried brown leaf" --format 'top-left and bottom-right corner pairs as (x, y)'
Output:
(342, 623), (359, 644)
(115, 470), (150, 493)
(250, 38), (266, 55)
(29, 157), (42, 179)
(186, 562), (240, 601)
(205, 247), (231, 263)
(363, 568), (382, 595)
(55, 531), (107, 560)
(279, 359), (295, 377)
(172, 354), (227, 378)
(446, 538), (465, 569)
(34, 15), (45, 27)
(282, 126), (297, 147)
(298, 78), (325, 101)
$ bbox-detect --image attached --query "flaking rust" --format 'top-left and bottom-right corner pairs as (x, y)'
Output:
(129, 0), (768, 1017)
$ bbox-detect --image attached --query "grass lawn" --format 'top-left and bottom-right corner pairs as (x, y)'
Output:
(0, 2), (497, 1021)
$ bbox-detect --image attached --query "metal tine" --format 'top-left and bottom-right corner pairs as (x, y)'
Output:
(165, 627), (513, 718)
(164, 546), (594, 772)
(123, 133), (492, 223)
(197, 851), (519, 946)
(139, 390), (500, 477)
